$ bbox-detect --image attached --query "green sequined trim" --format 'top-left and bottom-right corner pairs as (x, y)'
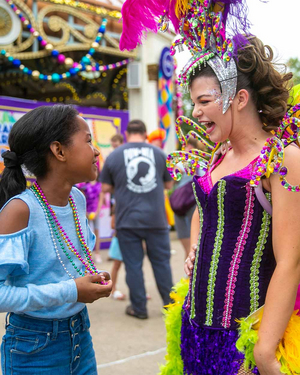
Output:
(190, 182), (204, 319)
(250, 193), (271, 313)
(205, 180), (226, 326)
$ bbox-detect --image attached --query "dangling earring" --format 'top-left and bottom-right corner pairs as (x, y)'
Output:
(221, 142), (229, 155)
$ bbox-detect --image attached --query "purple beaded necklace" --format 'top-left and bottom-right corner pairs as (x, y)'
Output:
(31, 182), (104, 280)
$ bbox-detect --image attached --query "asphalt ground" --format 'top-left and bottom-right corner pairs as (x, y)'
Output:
(0, 231), (185, 375)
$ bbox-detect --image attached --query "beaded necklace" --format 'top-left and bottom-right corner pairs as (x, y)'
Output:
(31, 182), (100, 278)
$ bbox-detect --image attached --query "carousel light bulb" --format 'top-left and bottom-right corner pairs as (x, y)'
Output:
(45, 44), (54, 51)
(91, 42), (99, 49)
(33, 31), (40, 37)
(64, 57), (74, 69)
(32, 70), (40, 80)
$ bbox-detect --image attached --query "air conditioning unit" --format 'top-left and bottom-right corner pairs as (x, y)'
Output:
(127, 62), (141, 89)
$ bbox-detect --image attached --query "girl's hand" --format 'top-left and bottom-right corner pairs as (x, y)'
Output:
(75, 273), (112, 303)
(184, 244), (197, 277)
(254, 343), (282, 375)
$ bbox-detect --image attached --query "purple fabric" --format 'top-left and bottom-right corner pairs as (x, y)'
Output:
(76, 182), (101, 214)
(181, 311), (259, 375)
(187, 175), (275, 328)
(180, 174), (275, 372)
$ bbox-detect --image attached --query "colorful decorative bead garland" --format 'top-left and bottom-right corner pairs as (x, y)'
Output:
(166, 115), (215, 180)
(250, 104), (300, 192)
(222, 183), (255, 329)
(31, 186), (82, 279)
(2, 0), (130, 83)
(205, 179), (226, 325)
(31, 182), (105, 281)
(249, 193), (271, 314)
(189, 181), (204, 320)
(46, 0), (122, 20)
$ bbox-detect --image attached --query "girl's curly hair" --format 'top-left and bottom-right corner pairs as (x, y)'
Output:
(236, 35), (292, 131)
(189, 36), (292, 131)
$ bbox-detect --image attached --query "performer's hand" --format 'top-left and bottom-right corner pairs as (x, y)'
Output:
(254, 343), (281, 375)
(184, 244), (197, 277)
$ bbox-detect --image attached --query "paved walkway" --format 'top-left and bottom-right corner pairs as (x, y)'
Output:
(0, 233), (185, 375)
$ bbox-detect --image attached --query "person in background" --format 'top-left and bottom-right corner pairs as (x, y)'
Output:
(77, 170), (102, 264)
(108, 206), (126, 300)
(172, 137), (205, 259)
(147, 128), (166, 149)
(107, 133), (126, 300)
(101, 120), (173, 319)
(110, 133), (124, 150)
(148, 128), (175, 228)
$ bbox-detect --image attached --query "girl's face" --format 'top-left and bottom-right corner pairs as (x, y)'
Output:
(190, 75), (232, 143)
(64, 116), (100, 183)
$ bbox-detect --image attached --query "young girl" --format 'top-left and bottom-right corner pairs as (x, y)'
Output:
(120, 0), (300, 374)
(0, 105), (112, 375)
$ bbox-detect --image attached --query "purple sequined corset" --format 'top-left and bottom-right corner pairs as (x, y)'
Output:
(184, 170), (276, 330)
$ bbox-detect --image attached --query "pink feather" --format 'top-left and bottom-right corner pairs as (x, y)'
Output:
(120, 0), (175, 51)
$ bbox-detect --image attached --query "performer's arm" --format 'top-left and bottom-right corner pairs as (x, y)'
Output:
(184, 207), (199, 276)
(254, 145), (300, 373)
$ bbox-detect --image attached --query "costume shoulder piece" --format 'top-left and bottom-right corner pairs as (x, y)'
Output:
(250, 101), (300, 192)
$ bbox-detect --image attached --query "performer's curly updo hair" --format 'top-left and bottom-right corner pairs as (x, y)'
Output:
(189, 36), (292, 131)
(236, 35), (292, 131)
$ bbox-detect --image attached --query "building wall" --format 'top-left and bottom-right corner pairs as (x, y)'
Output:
(128, 32), (176, 154)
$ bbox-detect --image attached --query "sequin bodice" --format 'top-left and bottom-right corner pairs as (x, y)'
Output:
(185, 165), (275, 329)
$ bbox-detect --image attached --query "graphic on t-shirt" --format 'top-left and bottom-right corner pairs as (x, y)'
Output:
(124, 147), (157, 193)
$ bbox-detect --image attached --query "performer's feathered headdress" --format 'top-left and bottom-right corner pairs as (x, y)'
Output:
(120, 0), (251, 179)
(120, 0), (250, 113)
(120, 1), (300, 193)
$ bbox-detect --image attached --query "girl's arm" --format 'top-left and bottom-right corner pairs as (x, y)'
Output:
(184, 207), (199, 276)
(0, 200), (112, 313)
(254, 146), (300, 373)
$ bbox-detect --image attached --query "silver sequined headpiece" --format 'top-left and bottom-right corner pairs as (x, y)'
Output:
(167, 1), (238, 114)
(207, 56), (237, 113)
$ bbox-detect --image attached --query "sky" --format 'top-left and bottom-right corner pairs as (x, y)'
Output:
(175, 0), (300, 71)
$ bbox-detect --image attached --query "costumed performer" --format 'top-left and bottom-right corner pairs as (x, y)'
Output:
(0, 105), (112, 374)
(120, 0), (300, 374)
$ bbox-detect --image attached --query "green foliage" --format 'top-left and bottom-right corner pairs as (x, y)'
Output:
(287, 57), (300, 85)
(182, 91), (194, 119)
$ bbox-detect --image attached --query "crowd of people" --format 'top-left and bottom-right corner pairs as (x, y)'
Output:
(1, 0), (300, 374)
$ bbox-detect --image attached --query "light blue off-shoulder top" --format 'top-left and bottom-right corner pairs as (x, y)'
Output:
(0, 187), (96, 319)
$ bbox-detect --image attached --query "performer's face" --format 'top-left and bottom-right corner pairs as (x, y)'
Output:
(190, 75), (232, 143)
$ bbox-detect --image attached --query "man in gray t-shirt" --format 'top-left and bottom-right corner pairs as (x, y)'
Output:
(101, 120), (173, 319)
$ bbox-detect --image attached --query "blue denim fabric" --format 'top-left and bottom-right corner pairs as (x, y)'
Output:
(117, 228), (173, 315)
(1, 307), (97, 375)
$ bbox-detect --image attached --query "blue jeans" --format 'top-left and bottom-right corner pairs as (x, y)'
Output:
(1, 307), (97, 375)
(117, 228), (173, 315)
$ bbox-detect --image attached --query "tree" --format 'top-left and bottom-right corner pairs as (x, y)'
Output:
(287, 57), (300, 85)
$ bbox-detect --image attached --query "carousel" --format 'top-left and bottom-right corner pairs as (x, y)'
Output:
(0, 0), (136, 109)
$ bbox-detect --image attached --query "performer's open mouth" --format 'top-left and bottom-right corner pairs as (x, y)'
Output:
(201, 121), (216, 134)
